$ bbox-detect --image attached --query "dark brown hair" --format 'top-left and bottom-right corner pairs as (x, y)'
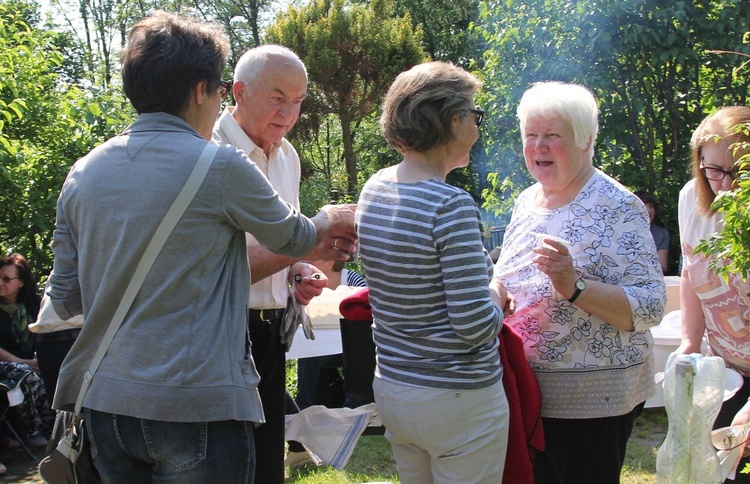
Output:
(0, 253), (37, 305)
(121, 10), (229, 115)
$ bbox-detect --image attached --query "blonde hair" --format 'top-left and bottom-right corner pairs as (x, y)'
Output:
(690, 106), (750, 215)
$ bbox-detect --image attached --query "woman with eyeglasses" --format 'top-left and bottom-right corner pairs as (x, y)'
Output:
(676, 106), (750, 482)
(356, 61), (511, 483)
(0, 254), (53, 462)
(493, 81), (666, 484)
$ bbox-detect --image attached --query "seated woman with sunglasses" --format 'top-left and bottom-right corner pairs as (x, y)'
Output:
(676, 106), (750, 483)
(0, 254), (53, 459)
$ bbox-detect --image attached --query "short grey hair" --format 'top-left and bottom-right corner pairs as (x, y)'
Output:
(517, 81), (599, 157)
(380, 61), (482, 153)
(233, 44), (307, 92)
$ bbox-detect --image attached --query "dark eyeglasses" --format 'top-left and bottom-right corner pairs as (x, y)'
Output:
(218, 80), (232, 100)
(0, 276), (20, 284)
(469, 108), (485, 128)
(700, 164), (738, 182)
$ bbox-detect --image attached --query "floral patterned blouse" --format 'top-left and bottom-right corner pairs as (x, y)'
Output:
(495, 169), (666, 419)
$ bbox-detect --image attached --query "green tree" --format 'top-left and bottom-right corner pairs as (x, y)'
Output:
(189, 0), (277, 64)
(266, 0), (427, 194)
(351, 0), (482, 66)
(1, 2), (133, 277)
(477, 0), (750, 270)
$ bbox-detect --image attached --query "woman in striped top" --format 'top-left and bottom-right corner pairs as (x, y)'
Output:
(356, 61), (511, 483)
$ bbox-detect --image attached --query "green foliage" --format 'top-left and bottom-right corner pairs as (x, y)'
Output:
(266, 0), (427, 195)
(0, 2), (133, 279)
(369, 0), (482, 66)
(476, 0), (750, 273)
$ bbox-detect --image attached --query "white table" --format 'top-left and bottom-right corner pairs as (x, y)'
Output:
(286, 325), (342, 359)
(286, 286), (363, 360)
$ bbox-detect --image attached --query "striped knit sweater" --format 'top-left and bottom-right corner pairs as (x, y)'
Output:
(356, 173), (503, 390)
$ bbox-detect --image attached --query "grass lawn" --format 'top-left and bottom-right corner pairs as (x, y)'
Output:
(285, 405), (669, 483)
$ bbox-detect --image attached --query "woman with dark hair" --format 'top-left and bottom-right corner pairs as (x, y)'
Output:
(635, 190), (670, 274)
(356, 61), (511, 483)
(0, 254), (53, 461)
(46, 10), (354, 482)
(676, 106), (750, 483)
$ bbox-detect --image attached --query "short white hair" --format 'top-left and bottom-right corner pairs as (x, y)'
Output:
(517, 81), (599, 157)
(233, 44), (307, 91)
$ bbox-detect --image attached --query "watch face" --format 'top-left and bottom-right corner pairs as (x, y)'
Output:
(576, 278), (586, 290)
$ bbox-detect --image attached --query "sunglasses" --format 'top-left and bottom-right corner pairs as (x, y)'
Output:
(218, 80), (232, 100)
(469, 108), (485, 128)
(0, 276), (20, 284)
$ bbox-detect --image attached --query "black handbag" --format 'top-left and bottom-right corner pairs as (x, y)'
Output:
(37, 143), (218, 483)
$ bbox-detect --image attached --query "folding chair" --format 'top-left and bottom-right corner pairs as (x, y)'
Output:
(0, 380), (38, 460)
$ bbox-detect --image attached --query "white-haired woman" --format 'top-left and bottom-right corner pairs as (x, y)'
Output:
(494, 81), (666, 483)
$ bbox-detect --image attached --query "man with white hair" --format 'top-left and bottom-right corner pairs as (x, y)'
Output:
(214, 45), (356, 483)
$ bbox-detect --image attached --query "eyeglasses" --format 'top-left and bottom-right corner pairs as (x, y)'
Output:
(700, 164), (738, 182)
(469, 108), (485, 128)
(218, 80), (232, 100)
(0, 276), (20, 284)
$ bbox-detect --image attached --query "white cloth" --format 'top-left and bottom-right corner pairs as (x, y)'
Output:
(29, 293), (84, 333)
(284, 403), (377, 469)
(213, 106), (301, 309)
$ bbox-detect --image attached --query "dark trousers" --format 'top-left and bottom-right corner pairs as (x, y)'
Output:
(35, 329), (80, 405)
(247, 314), (287, 484)
(534, 402), (645, 484)
(715, 376), (749, 483)
(296, 354), (344, 410)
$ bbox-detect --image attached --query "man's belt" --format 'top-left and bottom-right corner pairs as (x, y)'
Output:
(248, 308), (285, 322)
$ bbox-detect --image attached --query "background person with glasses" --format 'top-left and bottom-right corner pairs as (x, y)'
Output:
(676, 106), (750, 483)
(0, 254), (53, 456)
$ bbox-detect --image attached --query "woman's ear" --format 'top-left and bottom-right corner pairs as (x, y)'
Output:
(583, 135), (593, 154)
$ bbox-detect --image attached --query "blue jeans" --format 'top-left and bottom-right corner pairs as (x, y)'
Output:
(84, 408), (254, 483)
